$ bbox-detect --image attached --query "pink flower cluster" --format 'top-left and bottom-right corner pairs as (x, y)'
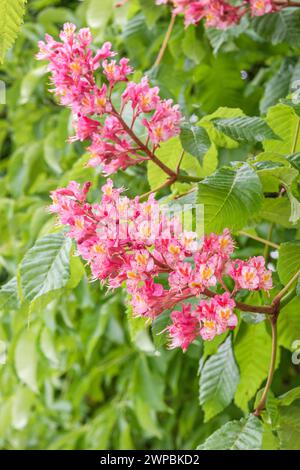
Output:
(49, 180), (273, 351)
(37, 23), (181, 175)
(156, 0), (278, 29)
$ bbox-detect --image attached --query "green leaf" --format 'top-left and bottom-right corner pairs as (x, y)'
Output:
(194, 56), (245, 113)
(40, 327), (59, 366)
(278, 406), (300, 450)
(278, 297), (300, 350)
(86, 0), (113, 37)
(213, 116), (278, 143)
(180, 123), (211, 165)
(197, 415), (263, 450)
(0, 0), (27, 63)
(197, 162), (263, 233)
(262, 423), (280, 450)
(234, 321), (272, 411)
(20, 232), (72, 302)
(287, 153), (300, 172)
(260, 59), (294, 115)
(264, 104), (300, 154)
(14, 329), (38, 392)
(147, 136), (213, 190)
(199, 336), (239, 422)
(277, 387), (300, 407)
(12, 387), (34, 430)
(0, 277), (19, 309)
(277, 241), (300, 285)
(253, 8), (300, 46)
(200, 107), (244, 148)
(259, 197), (295, 228)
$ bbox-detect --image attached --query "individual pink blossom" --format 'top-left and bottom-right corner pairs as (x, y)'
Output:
(167, 304), (199, 352)
(249, 0), (274, 16)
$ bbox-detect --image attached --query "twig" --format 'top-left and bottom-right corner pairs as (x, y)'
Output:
(239, 230), (279, 249)
(264, 223), (275, 261)
(154, 14), (176, 68)
(111, 105), (177, 179)
(273, 269), (300, 306)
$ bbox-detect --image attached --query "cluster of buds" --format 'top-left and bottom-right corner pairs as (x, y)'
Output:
(156, 0), (279, 29)
(37, 23), (181, 175)
(50, 180), (273, 351)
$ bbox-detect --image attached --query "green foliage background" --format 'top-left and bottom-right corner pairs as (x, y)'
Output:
(0, 0), (299, 450)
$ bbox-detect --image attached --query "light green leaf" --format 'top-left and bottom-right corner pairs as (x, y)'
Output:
(278, 297), (300, 350)
(197, 162), (263, 233)
(0, 0), (27, 63)
(278, 406), (300, 450)
(0, 277), (19, 309)
(197, 415), (263, 450)
(262, 423), (280, 450)
(200, 107), (244, 148)
(86, 0), (113, 38)
(40, 327), (59, 366)
(14, 329), (38, 392)
(213, 116), (278, 143)
(259, 197), (295, 228)
(12, 387), (34, 430)
(180, 123), (211, 164)
(199, 336), (239, 422)
(147, 137), (210, 190)
(234, 321), (272, 411)
(277, 387), (300, 407)
(20, 232), (72, 302)
(264, 104), (300, 154)
(277, 241), (300, 285)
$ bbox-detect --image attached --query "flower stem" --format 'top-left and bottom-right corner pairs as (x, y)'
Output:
(254, 316), (278, 416)
(154, 14), (176, 68)
(140, 177), (175, 200)
(239, 230), (279, 249)
(273, 269), (300, 306)
(111, 106), (177, 179)
(264, 223), (275, 261)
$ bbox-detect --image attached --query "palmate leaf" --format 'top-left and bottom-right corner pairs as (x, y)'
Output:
(197, 415), (263, 450)
(0, 0), (27, 63)
(197, 162), (263, 233)
(20, 232), (72, 302)
(199, 336), (239, 422)
(213, 116), (278, 143)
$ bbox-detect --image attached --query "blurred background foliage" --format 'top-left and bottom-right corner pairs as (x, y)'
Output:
(0, 0), (299, 450)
